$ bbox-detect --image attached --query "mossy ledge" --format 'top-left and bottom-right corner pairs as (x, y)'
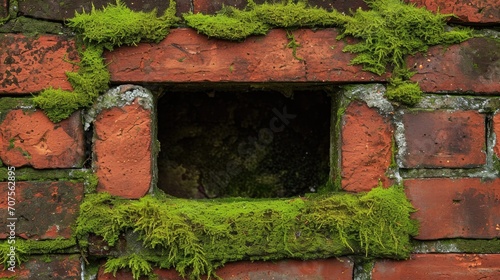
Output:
(75, 186), (417, 279)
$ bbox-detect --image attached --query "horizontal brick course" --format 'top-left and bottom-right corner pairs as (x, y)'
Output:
(0, 181), (83, 240)
(0, 110), (85, 169)
(408, 37), (500, 94)
(1, 32), (498, 94)
(405, 178), (500, 239)
(0, 34), (78, 94)
(98, 258), (353, 280)
(373, 254), (500, 280)
(401, 110), (486, 168)
(341, 101), (393, 192)
(104, 28), (384, 84)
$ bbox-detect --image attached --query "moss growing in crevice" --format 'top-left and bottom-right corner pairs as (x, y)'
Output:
(75, 186), (417, 279)
(33, 0), (178, 122)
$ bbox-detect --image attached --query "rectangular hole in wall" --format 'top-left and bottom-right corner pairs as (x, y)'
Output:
(157, 84), (334, 199)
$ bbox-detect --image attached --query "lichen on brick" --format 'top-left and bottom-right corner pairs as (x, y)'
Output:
(83, 85), (153, 131)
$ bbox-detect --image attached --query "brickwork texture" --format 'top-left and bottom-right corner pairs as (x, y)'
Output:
(0, 0), (499, 279)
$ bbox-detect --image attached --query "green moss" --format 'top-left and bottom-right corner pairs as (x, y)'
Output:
(0, 238), (78, 268)
(184, 0), (347, 41)
(385, 79), (423, 106)
(75, 186), (417, 279)
(67, 0), (178, 51)
(33, 45), (110, 123)
(34, 0), (178, 122)
(185, 0), (471, 105)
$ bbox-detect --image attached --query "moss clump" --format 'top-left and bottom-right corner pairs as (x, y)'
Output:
(33, 44), (110, 123)
(337, 0), (471, 104)
(76, 186), (417, 279)
(67, 0), (178, 51)
(183, 0), (348, 40)
(34, 0), (178, 122)
(386, 79), (423, 106)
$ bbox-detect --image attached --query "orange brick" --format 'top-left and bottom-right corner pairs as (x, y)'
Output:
(401, 110), (485, 168)
(0, 34), (78, 94)
(405, 178), (500, 239)
(341, 101), (393, 192)
(373, 254), (500, 280)
(0, 110), (85, 169)
(98, 258), (353, 280)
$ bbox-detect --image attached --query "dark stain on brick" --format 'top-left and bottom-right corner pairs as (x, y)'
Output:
(460, 38), (500, 80)
(461, 188), (491, 236)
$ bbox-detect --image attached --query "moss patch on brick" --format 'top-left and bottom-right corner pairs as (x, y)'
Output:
(33, 0), (178, 123)
(184, 0), (472, 105)
(75, 186), (417, 279)
(67, 0), (178, 51)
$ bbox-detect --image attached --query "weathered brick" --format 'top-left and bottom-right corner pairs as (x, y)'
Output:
(98, 258), (354, 280)
(0, 255), (81, 279)
(494, 113), (500, 158)
(405, 178), (500, 239)
(0, 34), (78, 94)
(408, 38), (500, 94)
(0, 181), (83, 240)
(0, 110), (85, 169)
(93, 86), (154, 199)
(407, 0), (500, 24)
(18, 0), (186, 21)
(373, 254), (500, 280)
(341, 101), (393, 192)
(105, 28), (383, 84)
(401, 110), (485, 168)
(193, 0), (368, 14)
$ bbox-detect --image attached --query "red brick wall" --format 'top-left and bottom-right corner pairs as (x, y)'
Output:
(1, 0), (500, 279)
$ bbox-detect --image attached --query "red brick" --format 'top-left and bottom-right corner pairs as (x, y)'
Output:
(18, 0), (185, 21)
(405, 178), (500, 239)
(105, 28), (383, 84)
(373, 254), (500, 280)
(401, 110), (485, 168)
(341, 101), (393, 192)
(408, 38), (500, 94)
(98, 258), (353, 280)
(193, 0), (368, 14)
(0, 34), (78, 94)
(93, 99), (153, 199)
(494, 113), (500, 158)
(0, 110), (85, 169)
(0, 255), (81, 279)
(407, 0), (500, 24)
(0, 181), (83, 240)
